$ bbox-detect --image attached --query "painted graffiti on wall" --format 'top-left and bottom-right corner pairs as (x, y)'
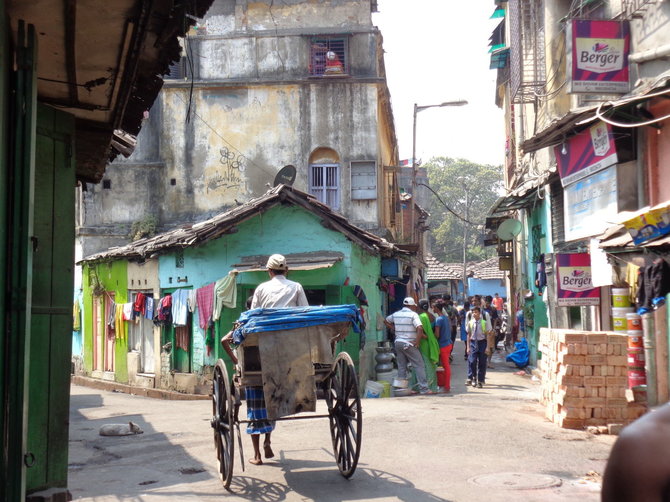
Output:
(207, 146), (247, 192)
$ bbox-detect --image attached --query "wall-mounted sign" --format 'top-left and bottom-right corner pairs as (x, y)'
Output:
(567, 20), (630, 94)
(556, 253), (600, 307)
(554, 121), (618, 187)
(564, 165), (617, 241)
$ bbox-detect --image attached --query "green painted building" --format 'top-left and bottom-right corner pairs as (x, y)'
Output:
(80, 185), (409, 390)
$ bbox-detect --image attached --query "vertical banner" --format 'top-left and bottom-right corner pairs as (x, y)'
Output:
(567, 20), (630, 94)
(556, 253), (600, 306)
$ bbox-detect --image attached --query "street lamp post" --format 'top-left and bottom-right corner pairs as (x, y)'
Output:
(410, 100), (468, 243)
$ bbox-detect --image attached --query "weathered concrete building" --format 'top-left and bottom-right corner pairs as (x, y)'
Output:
(77, 0), (401, 259)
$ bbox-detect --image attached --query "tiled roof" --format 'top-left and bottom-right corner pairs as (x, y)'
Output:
(469, 257), (505, 280)
(81, 185), (405, 263)
(426, 253), (462, 281)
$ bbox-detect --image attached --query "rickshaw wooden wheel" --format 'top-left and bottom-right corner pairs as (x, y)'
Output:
(211, 359), (235, 488)
(325, 352), (362, 478)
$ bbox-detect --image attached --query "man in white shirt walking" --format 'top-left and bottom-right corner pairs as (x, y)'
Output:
(384, 297), (433, 395)
(251, 254), (309, 309)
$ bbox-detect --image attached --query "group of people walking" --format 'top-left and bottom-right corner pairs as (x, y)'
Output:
(384, 293), (506, 393)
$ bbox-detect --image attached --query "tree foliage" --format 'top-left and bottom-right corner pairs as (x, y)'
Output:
(424, 157), (503, 263)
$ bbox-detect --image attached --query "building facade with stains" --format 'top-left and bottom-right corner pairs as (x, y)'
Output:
(76, 0), (402, 260)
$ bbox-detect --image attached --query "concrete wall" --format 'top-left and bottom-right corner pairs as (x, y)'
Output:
(78, 0), (399, 257)
(468, 278), (506, 299)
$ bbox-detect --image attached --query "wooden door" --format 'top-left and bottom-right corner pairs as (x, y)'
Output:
(92, 296), (102, 371)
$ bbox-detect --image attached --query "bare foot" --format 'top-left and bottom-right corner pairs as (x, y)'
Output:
(249, 458), (263, 465)
(264, 444), (274, 459)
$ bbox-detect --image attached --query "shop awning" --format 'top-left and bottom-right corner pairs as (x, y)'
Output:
(233, 251), (344, 272)
(598, 200), (670, 251)
(521, 74), (670, 154)
(487, 168), (556, 217)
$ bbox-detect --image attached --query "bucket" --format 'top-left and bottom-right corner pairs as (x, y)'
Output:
(436, 366), (446, 388)
(611, 287), (631, 307)
(628, 368), (647, 388)
(364, 380), (383, 398)
(376, 370), (395, 388)
(376, 380), (391, 398)
(392, 377), (409, 389)
(612, 307), (635, 331)
(626, 313), (642, 331)
(627, 347), (645, 367)
(632, 385), (648, 403)
(628, 330), (644, 348)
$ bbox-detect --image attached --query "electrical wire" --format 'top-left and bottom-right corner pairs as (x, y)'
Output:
(416, 182), (480, 226)
(172, 92), (279, 181)
(594, 92), (670, 128)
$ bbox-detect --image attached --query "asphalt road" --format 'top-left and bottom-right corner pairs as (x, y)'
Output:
(68, 342), (616, 501)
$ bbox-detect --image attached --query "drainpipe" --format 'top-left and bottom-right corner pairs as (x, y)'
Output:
(629, 44), (670, 63)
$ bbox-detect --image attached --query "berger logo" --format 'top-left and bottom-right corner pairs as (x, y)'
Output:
(590, 122), (610, 157)
(560, 267), (593, 292)
(576, 37), (625, 73)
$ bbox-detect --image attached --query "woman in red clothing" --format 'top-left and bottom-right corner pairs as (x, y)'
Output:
(432, 300), (453, 392)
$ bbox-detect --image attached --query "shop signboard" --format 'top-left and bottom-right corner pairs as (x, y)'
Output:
(556, 253), (600, 307)
(554, 121), (618, 187)
(564, 165), (618, 241)
(567, 19), (631, 94)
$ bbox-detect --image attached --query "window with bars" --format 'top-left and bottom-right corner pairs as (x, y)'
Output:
(309, 37), (348, 77)
(309, 164), (340, 209)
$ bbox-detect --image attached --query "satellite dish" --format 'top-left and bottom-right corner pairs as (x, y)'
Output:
(273, 165), (297, 187)
(496, 218), (522, 241)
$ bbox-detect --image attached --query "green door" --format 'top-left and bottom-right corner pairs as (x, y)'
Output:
(25, 104), (75, 494)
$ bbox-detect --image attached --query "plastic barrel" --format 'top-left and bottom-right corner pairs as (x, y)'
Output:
(611, 287), (631, 307)
(628, 330), (643, 348)
(364, 380), (383, 398)
(628, 369), (647, 388)
(626, 312), (642, 331)
(376, 380), (391, 398)
(612, 307), (635, 331)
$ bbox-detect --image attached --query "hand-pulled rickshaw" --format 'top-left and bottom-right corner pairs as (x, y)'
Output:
(210, 305), (364, 488)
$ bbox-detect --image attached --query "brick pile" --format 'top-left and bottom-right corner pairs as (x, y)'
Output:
(539, 328), (647, 430)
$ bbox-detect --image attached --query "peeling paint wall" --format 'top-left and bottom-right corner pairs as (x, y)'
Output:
(78, 0), (399, 256)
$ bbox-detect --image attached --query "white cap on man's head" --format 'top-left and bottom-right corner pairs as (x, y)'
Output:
(403, 297), (416, 306)
(266, 254), (288, 271)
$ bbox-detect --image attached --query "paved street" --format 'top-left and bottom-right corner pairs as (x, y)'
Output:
(68, 342), (616, 502)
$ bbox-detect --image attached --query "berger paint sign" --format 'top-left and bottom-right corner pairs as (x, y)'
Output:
(557, 253), (600, 307)
(567, 20), (630, 94)
(554, 121), (618, 187)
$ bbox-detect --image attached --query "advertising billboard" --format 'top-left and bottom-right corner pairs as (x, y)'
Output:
(554, 121), (618, 187)
(567, 20), (631, 94)
(564, 165), (618, 242)
(556, 253), (600, 307)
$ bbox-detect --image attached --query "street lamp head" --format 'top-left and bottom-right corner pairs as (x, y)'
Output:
(439, 100), (468, 107)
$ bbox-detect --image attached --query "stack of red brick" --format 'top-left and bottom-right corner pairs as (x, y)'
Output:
(539, 328), (647, 430)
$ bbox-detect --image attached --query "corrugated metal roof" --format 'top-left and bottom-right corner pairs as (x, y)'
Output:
(80, 185), (405, 263)
(233, 251), (343, 272)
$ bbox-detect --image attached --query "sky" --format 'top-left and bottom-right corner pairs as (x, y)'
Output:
(372, 1), (505, 167)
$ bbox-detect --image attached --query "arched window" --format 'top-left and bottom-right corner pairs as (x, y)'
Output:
(308, 148), (340, 210)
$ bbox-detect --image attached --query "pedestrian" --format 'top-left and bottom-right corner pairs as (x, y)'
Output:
(483, 299), (499, 368)
(460, 301), (470, 359)
(433, 300), (453, 392)
(384, 297), (434, 395)
(601, 403), (670, 501)
(251, 254), (309, 309)
(240, 253), (309, 465)
(466, 306), (492, 388)
(492, 292), (504, 312)
(417, 299), (439, 392)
